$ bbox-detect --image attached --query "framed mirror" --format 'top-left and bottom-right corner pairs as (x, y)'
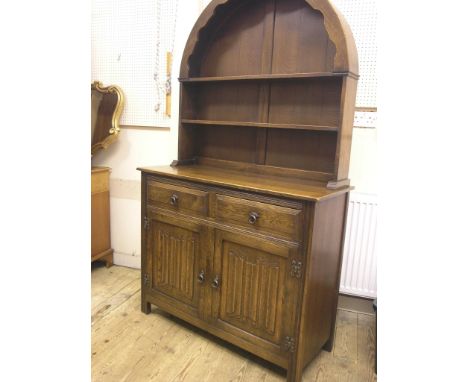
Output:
(91, 81), (124, 156)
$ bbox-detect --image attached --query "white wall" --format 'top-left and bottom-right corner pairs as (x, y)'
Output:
(349, 128), (378, 194)
(92, 0), (200, 267)
(92, 0), (378, 269)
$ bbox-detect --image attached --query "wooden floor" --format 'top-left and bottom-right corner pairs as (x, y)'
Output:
(92, 264), (376, 382)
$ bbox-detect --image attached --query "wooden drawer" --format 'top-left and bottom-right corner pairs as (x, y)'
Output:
(215, 194), (302, 240)
(147, 180), (208, 216)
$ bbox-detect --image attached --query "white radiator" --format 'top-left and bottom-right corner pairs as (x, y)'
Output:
(340, 192), (377, 298)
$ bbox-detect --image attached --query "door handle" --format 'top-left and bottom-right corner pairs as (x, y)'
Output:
(211, 275), (220, 289)
(197, 270), (205, 283)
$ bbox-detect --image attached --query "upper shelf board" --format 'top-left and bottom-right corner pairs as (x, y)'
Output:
(179, 72), (358, 83)
(180, 119), (339, 132)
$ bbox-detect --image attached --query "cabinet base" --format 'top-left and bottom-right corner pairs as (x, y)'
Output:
(91, 248), (113, 268)
(140, 296), (307, 381)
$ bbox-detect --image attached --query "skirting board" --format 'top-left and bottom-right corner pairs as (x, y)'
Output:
(113, 251), (141, 269)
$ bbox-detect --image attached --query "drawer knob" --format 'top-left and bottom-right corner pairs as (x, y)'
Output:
(197, 270), (205, 283)
(211, 275), (220, 289)
(248, 211), (260, 224)
(170, 194), (179, 206)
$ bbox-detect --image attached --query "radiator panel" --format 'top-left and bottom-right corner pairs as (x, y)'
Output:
(340, 193), (377, 298)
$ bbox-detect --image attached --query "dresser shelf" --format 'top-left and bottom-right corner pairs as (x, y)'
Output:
(179, 71), (353, 83)
(181, 119), (339, 132)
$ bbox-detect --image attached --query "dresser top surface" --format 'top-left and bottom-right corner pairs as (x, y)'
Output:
(91, 166), (111, 174)
(138, 165), (350, 202)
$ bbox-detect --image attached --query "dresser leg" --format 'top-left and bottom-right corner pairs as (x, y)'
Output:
(92, 249), (113, 267)
(323, 320), (336, 352)
(323, 314), (338, 352)
(323, 335), (334, 352)
(286, 367), (303, 382)
(141, 300), (151, 314)
(103, 251), (113, 268)
(287, 350), (304, 382)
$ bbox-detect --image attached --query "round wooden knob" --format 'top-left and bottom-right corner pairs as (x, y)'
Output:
(170, 194), (179, 205)
(248, 212), (259, 224)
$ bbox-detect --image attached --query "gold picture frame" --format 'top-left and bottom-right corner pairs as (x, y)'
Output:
(91, 81), (124, 156)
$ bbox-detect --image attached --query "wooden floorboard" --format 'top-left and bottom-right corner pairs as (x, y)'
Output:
(91, 265), (376, 381)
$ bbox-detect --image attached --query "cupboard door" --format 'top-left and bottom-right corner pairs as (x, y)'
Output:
(143, 211), (208, 319)
(211, 230), (301, 354)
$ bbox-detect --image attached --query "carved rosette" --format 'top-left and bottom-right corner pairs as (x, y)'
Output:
(283, 336), (296, 353)
(290, 260), (303, 279)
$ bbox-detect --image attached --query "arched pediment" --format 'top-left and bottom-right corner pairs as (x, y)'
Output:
(180, 0), (358, 78)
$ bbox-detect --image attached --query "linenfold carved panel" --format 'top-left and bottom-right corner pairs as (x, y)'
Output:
(219, 242), (286, 344)
(152, 222), (198, 304)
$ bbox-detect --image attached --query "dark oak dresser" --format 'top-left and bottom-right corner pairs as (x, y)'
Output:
(138, 0), (358, 380)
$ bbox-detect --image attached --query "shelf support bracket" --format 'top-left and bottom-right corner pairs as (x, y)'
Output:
(171, 158), (198, 167)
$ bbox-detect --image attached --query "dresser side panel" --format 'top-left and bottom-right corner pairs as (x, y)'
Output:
(298, 193), (348, 367)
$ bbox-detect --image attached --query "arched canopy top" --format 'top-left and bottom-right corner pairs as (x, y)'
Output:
(180, 0), (358, 79)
